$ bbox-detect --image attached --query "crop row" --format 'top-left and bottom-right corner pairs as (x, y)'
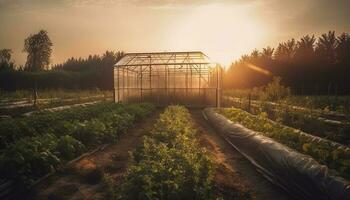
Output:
(223, 96), (350, 145)
(0, 89), (112, 102)
(218, 108), (350, 180)
(0, 102), (155, 187)
(116, 106), (214, 200)
(0, 102), (125, 148)
(223, 88), (350, 114)
(0, 95), (112, 117)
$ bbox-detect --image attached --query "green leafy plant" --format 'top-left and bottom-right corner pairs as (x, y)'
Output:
(0, 134), (60, 185)
(0, 102), (155, 188)
(119, 106), (214, 200)
(218, 107), (350, 179)
(56, 135), (85, 161)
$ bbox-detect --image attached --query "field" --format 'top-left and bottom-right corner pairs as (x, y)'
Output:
(218, 107), (350, 179)
(2, 1), (350, 199)
(0, 90), (113, 117)
(1, 89), (349, 200)
(223, 81), (350, 146)
(224, 89), (350, 114)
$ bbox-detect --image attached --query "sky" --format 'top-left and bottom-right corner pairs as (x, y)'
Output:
(0, 0), (350, 67)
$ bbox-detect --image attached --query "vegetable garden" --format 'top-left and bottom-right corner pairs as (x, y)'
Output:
(0, 89), (113, 117)
(218, 108), (350, 179)
(1, 87), (349, 199)
(223, 96), (350, 145)
(117, 106), (214, 199)
(0, 102), (155, 195)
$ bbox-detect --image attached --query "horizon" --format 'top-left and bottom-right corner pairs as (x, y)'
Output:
(1, 0), (350, 67)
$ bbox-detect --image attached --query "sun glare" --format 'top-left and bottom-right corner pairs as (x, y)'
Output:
(165, 4), (264, 68)
(246, 63), (271, 76)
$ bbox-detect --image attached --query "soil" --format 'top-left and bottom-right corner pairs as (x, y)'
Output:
(32, 108), (292, 200)
(32, 109), (162, 200)
(190, 109), (291, 200)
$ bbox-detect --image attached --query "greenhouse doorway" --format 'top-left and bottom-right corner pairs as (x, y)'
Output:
(113, 51), (222, 107)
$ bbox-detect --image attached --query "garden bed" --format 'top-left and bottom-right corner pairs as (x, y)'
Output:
(204, 107), (350, 200)
(34, 107), (256, 200)
(217, 107), (350, 179)
(0, 102), (155, 198)
(223, 96), (350, 145)
(0, 95), (113, 117)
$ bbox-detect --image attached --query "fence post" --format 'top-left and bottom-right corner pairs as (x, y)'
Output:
(248, 93), (251, 112)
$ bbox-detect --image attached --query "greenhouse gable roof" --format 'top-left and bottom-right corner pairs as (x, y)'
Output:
(114, 51), (211, 67)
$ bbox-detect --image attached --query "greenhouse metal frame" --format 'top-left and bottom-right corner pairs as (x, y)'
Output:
(113, 51), (222, 107)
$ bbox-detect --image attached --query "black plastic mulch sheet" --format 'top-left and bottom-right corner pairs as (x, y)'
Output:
(203, 108), (350, 200)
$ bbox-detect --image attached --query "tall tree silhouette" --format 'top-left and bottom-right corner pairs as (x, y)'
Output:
(23, 30), (53, 71)
(53, 50), (124, 89)
(295, 35), (316, 63)
(336, 33), (350, 64)
(224, 31), (350, 95)
(315, 31), (337, 64)
(0, 49), (14, 70)
(261, 47), (274, 60)
(0, 49), (12, 63)
(23, 30), (53, 105)
(250, 49), (260, 60)
(274, 39), (296, 62)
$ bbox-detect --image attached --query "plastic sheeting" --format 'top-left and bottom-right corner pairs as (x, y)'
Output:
(203, 108), (350, 200)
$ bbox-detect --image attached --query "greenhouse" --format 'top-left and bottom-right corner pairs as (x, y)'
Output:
(113, 51), (222, 107)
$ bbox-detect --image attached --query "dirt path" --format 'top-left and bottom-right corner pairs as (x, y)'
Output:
(32, 110), (161, 200)
(191, 109), (291, 200)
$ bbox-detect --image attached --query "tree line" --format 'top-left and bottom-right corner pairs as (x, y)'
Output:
(0, 30), (123, 92)
(224, 31), (350, 95)
(2, 30), (350, 95)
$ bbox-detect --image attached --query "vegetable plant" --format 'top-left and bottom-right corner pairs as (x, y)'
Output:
(119, 106), (214, 200)
(218, 107), (350, 180)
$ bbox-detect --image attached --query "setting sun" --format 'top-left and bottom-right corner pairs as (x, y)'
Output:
(163, 3), (266, 67)
(1, 1), (350, 199)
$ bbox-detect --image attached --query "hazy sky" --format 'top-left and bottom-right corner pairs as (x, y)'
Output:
(1, 0), (350, 66)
